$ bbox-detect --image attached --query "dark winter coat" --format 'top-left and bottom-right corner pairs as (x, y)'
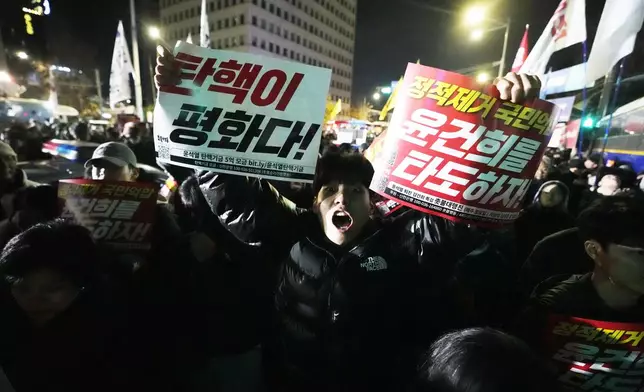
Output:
(197, 172), (495, 390)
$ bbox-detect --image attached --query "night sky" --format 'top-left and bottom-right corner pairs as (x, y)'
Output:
(2, 0), (615, 105)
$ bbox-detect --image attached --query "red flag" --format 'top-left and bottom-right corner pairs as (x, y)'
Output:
(511, 25), (530, 72)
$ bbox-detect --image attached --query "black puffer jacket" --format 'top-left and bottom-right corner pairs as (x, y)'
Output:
(198, 172), (494, 390)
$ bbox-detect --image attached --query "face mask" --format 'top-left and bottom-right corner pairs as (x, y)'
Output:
(606, 244), (644, 295)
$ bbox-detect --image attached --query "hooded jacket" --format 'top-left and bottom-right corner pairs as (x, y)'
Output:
(197, 172), (496, 390)
(0, 169), (38, 222)
(514, 181), (575, 266)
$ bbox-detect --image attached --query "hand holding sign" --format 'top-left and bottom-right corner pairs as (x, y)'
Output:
(493, 72), (542, 103)
(369, 63), (558, 227)
(155, 45), (181, 90)
(153, 42), (331, 182)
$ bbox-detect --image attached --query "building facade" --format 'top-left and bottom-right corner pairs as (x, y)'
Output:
(159, 0), (356, 104)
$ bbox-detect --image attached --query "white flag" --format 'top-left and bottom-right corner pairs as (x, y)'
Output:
(520, 0), (586, 76)
(186, 33), (193, 44)
(586, 0), (644, 84)
(200, 0), (210, 48)
(109, 21), (134, 108)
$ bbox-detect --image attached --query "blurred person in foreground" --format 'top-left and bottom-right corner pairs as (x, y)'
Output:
(516, 194), (644, 346)
(0, 220), (131, 392)
(414, 328), (559, 392)
(156, 45), (542, 391)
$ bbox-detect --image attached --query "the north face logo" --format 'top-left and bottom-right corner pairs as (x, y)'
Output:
(360, 256), (388, 272)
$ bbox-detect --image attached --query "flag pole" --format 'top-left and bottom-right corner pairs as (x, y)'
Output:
(594, 58), (626, 189)
(577, 39), (589, 156)
(129, 0), (144, 120)
(498, 18), (511, 78)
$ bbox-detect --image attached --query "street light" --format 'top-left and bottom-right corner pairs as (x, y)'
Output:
(148, 26), (161, 40)
(463, 5), (511, 78)
(476, 72), (490, 84)
(372, 93), (381, 101)
(470, 29), (484, 41)
(16, 51), (28, 60)
(464, 5), (486, 25)
(381, 87), (392, 94)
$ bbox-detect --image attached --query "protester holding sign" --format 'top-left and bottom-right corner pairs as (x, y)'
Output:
(516, 194), (644, 391)
(79, 141), (195, 389)
(155, 43), (544, 390)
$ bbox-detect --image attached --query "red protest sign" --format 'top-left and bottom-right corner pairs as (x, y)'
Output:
(370, 64), (559, 227)
(58, 179), (158, 251)
(545, 314), (644, 392)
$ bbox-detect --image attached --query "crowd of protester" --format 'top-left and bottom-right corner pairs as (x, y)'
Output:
(1, 119), (158, 167)
(0, 59), (642, 392)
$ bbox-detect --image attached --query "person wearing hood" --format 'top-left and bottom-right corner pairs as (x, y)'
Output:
(514, 181), (576, 266)
(0, 142), (38, 222)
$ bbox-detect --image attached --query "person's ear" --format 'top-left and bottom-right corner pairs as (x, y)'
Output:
(585, 240), (604, 265)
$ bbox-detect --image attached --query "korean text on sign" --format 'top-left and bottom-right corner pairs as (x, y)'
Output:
(546, 315), (644, 392)
(58, 179), (158, 251)
(154, 42), (332, 183)
(369, 63), (559, 227)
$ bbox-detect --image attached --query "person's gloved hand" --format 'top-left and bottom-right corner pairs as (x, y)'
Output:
(154, 45), (181, 90)
(493, 72), (542, 104)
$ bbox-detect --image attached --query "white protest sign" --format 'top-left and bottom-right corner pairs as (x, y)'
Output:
(154, 42), (332, 182)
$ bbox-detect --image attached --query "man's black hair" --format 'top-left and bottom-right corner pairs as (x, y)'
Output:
(0, 220), (100, 288)
(313, 152), (375, 196)
(176, 175), (212, 231)
(587, 153), (602, 165)
(577, 194), (644, 248)
(415, 328), (559, 392)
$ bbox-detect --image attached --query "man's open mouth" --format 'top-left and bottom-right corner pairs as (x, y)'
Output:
(332, 210), (353, 233)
